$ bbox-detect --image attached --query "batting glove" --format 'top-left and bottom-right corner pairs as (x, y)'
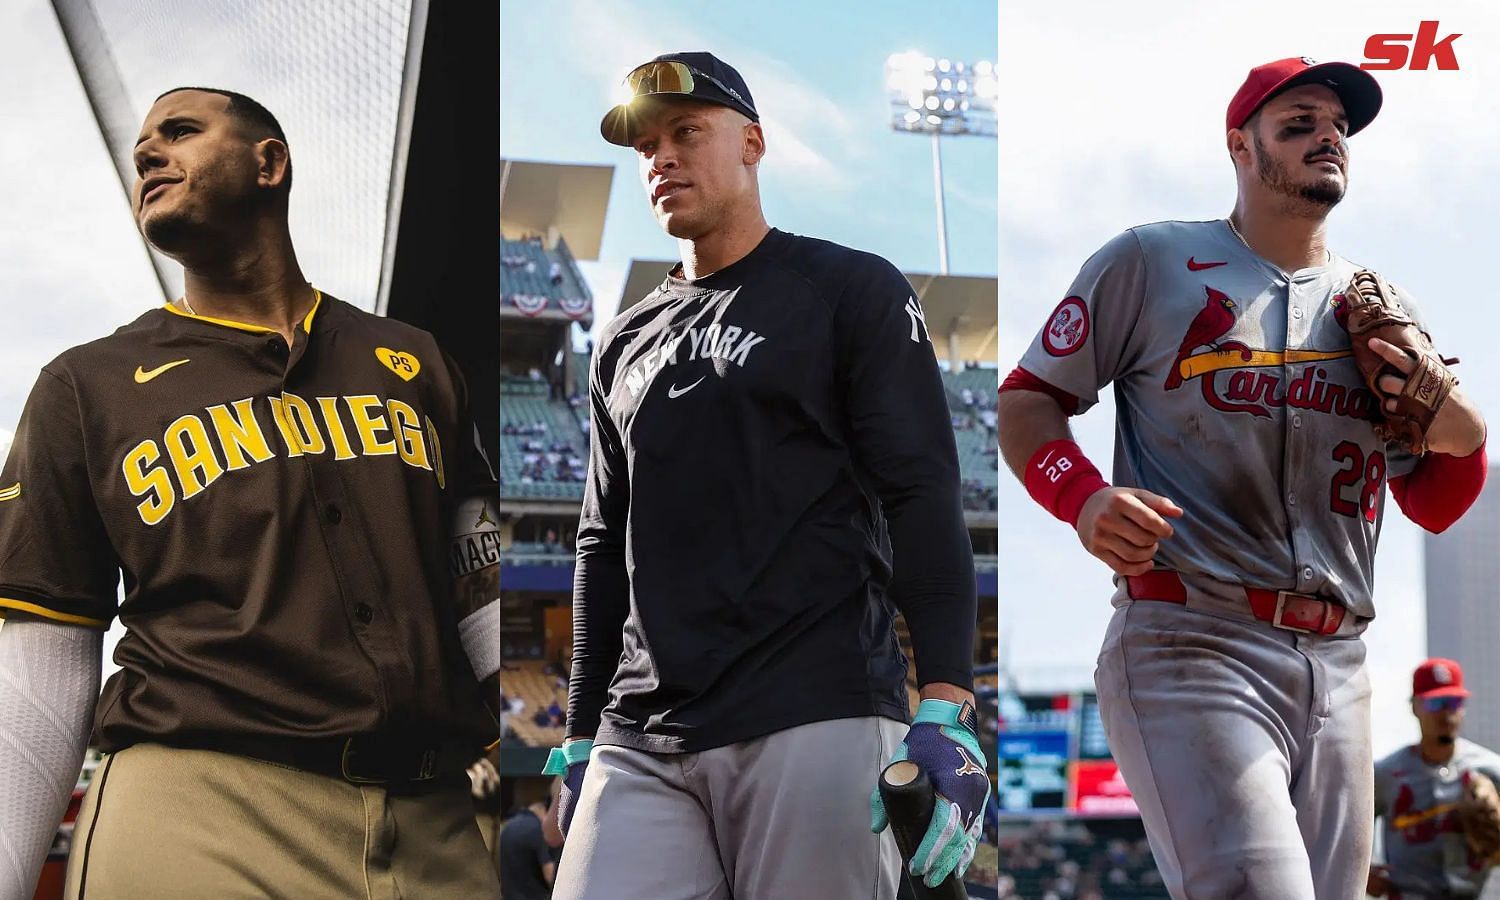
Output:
(542, 737), (592, 836)
(870, 699), (991, 888)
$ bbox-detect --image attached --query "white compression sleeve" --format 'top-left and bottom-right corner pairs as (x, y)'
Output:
(457, 600), (502, 681)
(0, 617), (101, 900)
(452, 493), (501, 681)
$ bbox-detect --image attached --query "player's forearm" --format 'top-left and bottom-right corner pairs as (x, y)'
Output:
(1390, 440), (1488, 534)
(997, 388), (1074, 481)
(885, 484), (977, 691)
(566, 537), (628, 737)
(0, 615), (101, 898)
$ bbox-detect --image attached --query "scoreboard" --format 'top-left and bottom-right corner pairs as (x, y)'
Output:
(995, 691), (1139, 817)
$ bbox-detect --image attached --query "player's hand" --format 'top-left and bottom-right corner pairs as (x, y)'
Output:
(466, 756), (500, 799)
(870, 700), (992, 888)
(542, 737), (593, 837)
(1365, 863), (1391, 897)
(1075, 487), (1183, 576)
(1368, 337), (1486, 456)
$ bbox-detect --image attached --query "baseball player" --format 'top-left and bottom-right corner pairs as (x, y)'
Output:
(1370, 659), (1500, 899)
(997, 57), (1488, 899)
(543, 52), (988, 899)
(0, 87), (502, 898)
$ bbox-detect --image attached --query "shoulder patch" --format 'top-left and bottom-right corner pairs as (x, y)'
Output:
(1042, 296), (1090, 357)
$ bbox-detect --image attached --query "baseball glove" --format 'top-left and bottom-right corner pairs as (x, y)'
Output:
(1459, 771), (1500, 865)
(1343, 270), (1459, 455)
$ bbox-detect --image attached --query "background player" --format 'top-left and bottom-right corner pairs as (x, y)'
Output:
(1370, 659), (1500, 899)
(0, 87), (501, 897)
(997, 57), (1487, 898)
(544, 52), (988, 898)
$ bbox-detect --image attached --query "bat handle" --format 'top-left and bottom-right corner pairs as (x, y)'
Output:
(879, 760), (969, 900)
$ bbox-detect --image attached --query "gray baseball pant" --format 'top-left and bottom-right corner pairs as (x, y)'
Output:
(1095, 598), (1373, 900)
(552, 716), (908, 899)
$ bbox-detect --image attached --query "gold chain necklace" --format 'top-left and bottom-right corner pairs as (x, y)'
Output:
(1225, 216), (1251, 250)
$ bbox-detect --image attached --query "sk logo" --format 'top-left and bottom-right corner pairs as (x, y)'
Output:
(377, 348), (421, 381)
(954, 747), (985, 778)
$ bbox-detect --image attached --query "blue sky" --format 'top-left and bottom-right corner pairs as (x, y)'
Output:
(500, 0), (997, 336)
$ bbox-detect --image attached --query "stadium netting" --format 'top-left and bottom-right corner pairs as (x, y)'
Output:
(50, 0), (424, 312)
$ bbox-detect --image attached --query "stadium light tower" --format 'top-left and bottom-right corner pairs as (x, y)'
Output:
(885, 51), (998, 274)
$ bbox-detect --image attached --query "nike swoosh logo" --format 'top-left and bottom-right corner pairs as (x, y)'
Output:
(667, 376), (706, 399)
(1036, 450), (1055, 469)
(1186, 257), (1227, 271)
(0, 483), (19, 502)
(134, 359), (191, 383)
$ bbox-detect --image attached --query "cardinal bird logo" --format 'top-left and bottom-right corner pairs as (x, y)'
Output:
(1331, 293), (1351, 330)
(1164, 287), (1244, 390)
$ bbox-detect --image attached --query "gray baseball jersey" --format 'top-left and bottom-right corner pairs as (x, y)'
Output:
(1375, 739), (1500, 896)
(1019, 219), (1425, 617)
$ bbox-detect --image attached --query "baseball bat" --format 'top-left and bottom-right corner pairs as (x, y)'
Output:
(879, 760), (969, 900)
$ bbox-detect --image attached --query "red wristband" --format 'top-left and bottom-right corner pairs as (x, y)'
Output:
(1025, 440), (1110, 527)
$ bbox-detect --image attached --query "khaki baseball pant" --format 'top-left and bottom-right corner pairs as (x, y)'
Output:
(64, 742), (500, 899)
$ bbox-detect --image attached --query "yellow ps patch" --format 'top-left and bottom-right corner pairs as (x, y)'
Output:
(376, 348), (421, 381)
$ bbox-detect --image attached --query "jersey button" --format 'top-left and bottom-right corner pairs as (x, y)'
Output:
(1292, 307), (1304, 319)
(1292, 415), (1302, 429)
(267, 338), (287, 354)
(1288, 492), (1297, 506)
(354, 603), (374, 624)
(325, 504), (343, 524)
(1302, 566), (1314, 581)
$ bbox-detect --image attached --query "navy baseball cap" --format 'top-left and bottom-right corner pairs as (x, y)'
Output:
(601, 52), (759, 146)
(1226, 57), (1383, 137)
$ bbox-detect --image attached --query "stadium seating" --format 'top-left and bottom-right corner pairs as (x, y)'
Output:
(503, 359), (1001, 509)
(499, 380), (589, 501)
(994, 819), (1167, 899)
(499, 660), (569, 748)
(500, 236), (588, 303)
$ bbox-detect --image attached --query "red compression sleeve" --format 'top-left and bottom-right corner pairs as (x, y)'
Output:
(1389, 441), (1488, 534)
(999, 366), (1080, 416)
(1025, 440), (1110, 527)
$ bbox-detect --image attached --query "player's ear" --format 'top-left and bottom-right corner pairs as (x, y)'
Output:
(256, 138), (292, 193)
(742, 121), (765, 167)
(1226, 128), (1252, 167)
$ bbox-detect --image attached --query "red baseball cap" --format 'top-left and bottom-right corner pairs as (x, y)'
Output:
(1226, 57), (1383, 136)
(1413, 658), (1471, 699)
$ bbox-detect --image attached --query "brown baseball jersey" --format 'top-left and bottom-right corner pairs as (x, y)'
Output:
(0, 291), (496, 752)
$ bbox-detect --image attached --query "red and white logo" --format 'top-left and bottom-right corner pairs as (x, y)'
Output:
(1042, 296), (1089, 357)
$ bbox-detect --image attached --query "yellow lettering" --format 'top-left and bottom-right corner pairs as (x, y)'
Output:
(163, 414), (224, 500)
(346, 395), (396, 456)
(317, 397), (357, 461)
(387, 400), (431, 470)
(206, 399), (273, 471)
(122, 440), (175, 526)
(425, 416), (446, 489)
(280, 394), (326, 455)
(267, 396), (304, 457)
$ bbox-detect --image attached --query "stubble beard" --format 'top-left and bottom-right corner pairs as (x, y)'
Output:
(1253, 133), (1346, 214)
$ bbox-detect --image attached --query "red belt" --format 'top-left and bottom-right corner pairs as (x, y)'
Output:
(1126, 570), (1347, 635)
